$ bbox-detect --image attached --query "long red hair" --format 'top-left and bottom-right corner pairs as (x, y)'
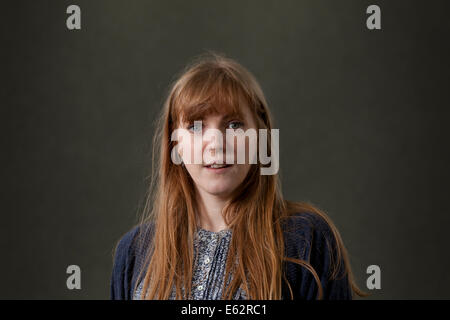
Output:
(130, 51), (367, 299)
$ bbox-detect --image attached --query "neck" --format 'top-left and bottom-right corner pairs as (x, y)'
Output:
(195, 188), (230, 232)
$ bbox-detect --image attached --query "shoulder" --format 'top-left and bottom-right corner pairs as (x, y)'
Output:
(282, 211), (330, 231)
(110, 221), (155, 300)
(115, 221), (155, 258)
(115, 225), (141, 256)
(281, 211), (352, 299)
(282, 211), (335, 250)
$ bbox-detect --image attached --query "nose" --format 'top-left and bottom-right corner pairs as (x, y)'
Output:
(203, 127), (226, 164)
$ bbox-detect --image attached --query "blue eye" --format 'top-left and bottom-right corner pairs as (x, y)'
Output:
(228, 121), (243, 130)
(187, 123), (202, 132)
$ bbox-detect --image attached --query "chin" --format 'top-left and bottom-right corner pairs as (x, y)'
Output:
(203, 183), (235, 197)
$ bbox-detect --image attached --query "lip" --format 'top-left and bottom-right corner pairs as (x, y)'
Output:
(204, 164), (233, 173)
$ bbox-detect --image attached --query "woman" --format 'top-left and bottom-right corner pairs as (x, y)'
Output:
(110, 52), (366, 300)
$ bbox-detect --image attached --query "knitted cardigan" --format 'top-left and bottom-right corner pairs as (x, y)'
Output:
(110, 211), (353, 300)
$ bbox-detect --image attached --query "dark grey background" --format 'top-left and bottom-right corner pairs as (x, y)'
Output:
(1, 0), (449, 299)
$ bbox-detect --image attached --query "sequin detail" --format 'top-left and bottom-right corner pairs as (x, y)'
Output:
(133, 227), (247, 300)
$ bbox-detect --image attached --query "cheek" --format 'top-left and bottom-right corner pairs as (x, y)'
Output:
(184, 164), (201, 179)
(228, 164), (251, 184)
(239, 163), (252, 179)
(227, 136), (252, 164)
(178, 135), (200, 164)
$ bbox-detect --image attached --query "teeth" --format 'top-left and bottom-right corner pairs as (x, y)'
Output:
(209, 164), (227, 168)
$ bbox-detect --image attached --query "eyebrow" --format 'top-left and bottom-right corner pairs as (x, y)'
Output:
(222, 112), (244, 121)
(183, 112), (244, 124)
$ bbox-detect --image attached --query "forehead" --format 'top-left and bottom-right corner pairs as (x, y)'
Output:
(171, 69), (257, 127)
(178, 102), (254, 125)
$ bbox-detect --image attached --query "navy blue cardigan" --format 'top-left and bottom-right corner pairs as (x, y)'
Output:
(110, 212), (353, 300)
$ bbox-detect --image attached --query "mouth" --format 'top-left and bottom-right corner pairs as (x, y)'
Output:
(203, 163), (233, 173)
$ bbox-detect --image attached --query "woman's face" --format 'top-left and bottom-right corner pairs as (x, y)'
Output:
(176, 105), (258, 199)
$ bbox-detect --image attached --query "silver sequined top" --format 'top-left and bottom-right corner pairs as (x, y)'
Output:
(133, 227), (247, 300)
